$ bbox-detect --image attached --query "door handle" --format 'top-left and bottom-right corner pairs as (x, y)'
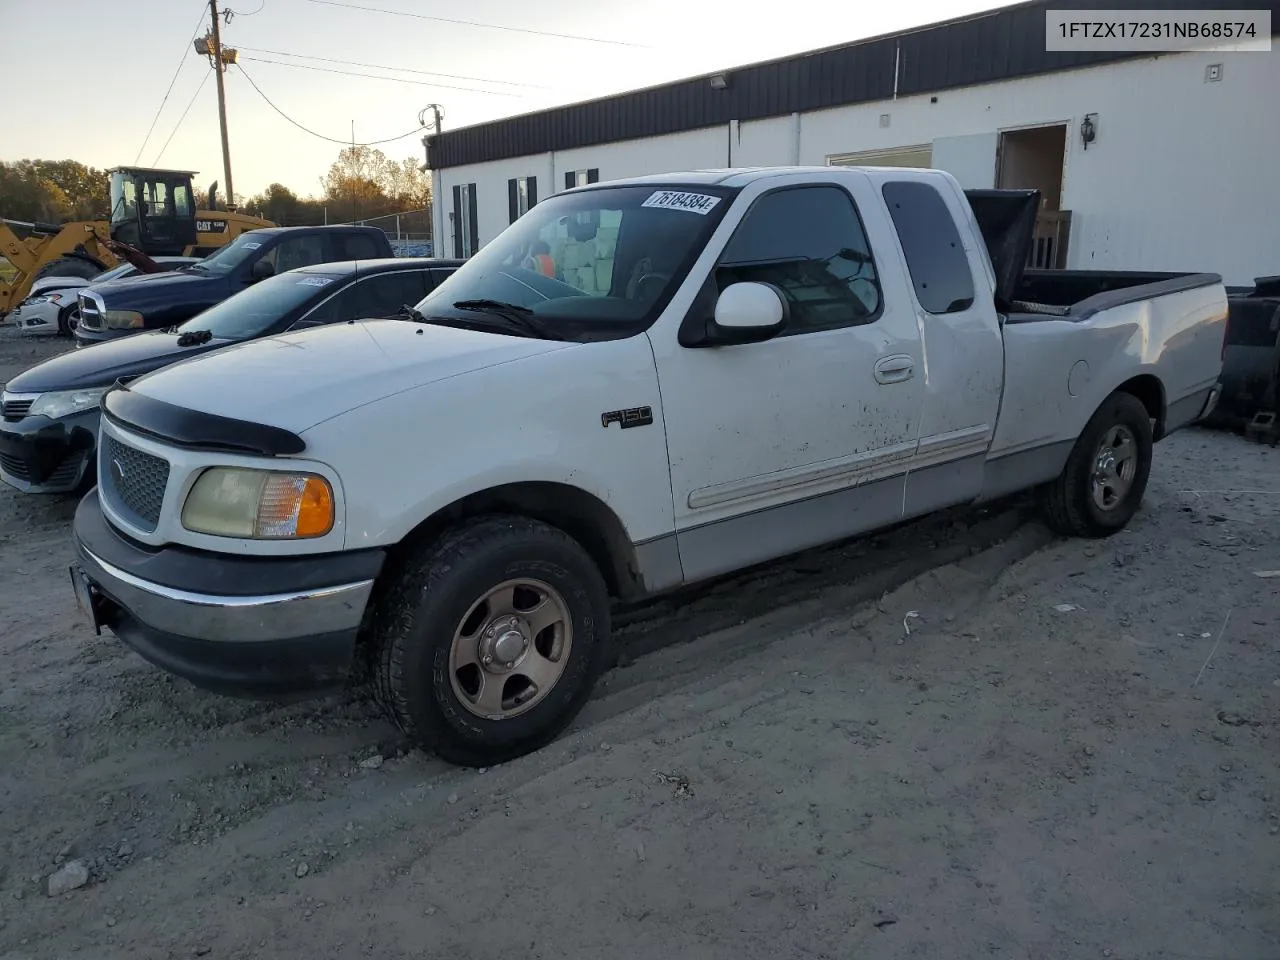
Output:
(874, 355), (915, 384)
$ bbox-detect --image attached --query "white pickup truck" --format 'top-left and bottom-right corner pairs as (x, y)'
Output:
(70, 166), (1227, 767)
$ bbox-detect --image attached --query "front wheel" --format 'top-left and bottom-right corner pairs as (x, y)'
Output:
(1041, 390), (1154, 538)
(371, 515), (611, 767)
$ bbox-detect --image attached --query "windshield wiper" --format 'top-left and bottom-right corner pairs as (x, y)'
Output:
(398, 303), (429, 323)
(451, 299), (563, 340)
(176, 329), (213, 347)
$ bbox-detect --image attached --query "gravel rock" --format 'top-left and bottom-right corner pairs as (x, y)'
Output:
(358, 755), (384, 770)
(46, 860), (90, 896)
(295, 862), (310, 879)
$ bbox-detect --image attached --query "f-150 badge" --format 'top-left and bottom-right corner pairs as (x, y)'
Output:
(601, 406), (653, 429)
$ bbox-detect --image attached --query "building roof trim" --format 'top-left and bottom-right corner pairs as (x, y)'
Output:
(428, 0), (1279, 171)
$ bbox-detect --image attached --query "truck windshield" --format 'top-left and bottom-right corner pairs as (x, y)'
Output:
(173, 271), (341, 340)
(416, 183), (736, 339)
(187, 232), (271, 277)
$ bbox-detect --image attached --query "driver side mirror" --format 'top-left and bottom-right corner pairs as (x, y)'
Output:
(684, 281), (788, 347)
(250, 259), (275, 283)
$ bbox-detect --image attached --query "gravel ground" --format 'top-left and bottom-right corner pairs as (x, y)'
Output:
(1, 324), (1277, 960)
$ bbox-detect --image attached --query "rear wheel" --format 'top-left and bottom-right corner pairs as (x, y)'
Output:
(371, 515), (611, 767)
(1041, 390), (1154, 538)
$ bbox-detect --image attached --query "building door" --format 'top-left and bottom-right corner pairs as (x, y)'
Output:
(996, 124), (1070, 268)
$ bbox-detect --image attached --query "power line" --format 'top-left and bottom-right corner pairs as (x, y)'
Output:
(305, 0), (651, 48)
(222, 0), (265, 20)
(234, 63), (430, 146)
(238, 54), (524, 97)
(235, 45), (550, 90)
(153, 68), (213, 165)
(135, 5), (210, 163)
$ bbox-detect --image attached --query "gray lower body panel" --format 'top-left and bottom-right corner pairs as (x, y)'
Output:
(634, 437), (1080, 595)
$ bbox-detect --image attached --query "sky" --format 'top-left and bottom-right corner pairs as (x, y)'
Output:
(1, 0), (997, 200)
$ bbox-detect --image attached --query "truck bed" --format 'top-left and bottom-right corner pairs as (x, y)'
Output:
(1005, 269), (1224, 324)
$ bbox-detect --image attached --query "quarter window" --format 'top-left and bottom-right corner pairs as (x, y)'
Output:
(881, 180), (976, 314)
(715, 184), (882, 334)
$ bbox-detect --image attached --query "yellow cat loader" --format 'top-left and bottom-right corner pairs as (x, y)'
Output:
(1, 166), (273, 317)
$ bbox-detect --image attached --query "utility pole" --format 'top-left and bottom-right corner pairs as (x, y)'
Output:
(208, 0), (234, 210)
(418, 104), (443, 172)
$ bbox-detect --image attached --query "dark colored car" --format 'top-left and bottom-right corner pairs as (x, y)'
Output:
(73, 225), (395, 346)
(0, 257), (464, 494)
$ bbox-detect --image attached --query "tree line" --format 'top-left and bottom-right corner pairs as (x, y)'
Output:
(0, 146), (430, 229)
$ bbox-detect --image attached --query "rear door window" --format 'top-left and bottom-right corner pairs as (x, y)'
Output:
(340, 233), (382, 260)
(881, 180), (976, 315)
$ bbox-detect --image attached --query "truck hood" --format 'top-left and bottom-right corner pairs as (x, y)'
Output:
(128, 319), (574, 433)
(6, 329), (231, 393)
(90, 268), (226, 312)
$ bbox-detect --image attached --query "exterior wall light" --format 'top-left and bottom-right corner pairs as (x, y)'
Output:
(1081, 113), (1098, 150)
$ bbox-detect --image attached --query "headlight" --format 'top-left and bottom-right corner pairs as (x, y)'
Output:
(103, 309), (144, 330)
(25, 293), (63, 306)
(27, 388), (107, 420)
(181, 467), (334, 539)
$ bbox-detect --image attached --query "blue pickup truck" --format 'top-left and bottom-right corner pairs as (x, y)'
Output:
(73, 224), (394, 346)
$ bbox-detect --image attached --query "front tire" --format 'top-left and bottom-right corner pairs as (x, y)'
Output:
(371, 515), (611, 767)
(1041, 390), (1154, 538)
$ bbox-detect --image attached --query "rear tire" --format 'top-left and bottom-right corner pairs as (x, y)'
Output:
(371, 515), (611, 767)
(1041, 390), (1154, 538)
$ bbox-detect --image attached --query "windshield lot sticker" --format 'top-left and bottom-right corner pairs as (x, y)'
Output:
(242, 242), (262, 250)
(297, 277), (334, 287)
(641, 191), (721, 215)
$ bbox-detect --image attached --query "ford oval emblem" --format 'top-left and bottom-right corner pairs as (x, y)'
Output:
(109, 458), (126, 485)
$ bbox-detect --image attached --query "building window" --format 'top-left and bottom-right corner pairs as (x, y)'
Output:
(564, 168), (599, 190)
(508, 176), (538, 224)
(452, 182), (478, 257)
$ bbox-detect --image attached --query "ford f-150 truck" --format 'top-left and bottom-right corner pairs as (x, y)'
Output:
(69, 166), (1227, 768)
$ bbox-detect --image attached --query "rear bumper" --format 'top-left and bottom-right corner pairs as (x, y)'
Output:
(0, 409), (98, 494)
(72, 490), (386, 698)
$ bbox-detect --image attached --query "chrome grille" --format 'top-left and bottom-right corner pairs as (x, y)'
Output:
(102, 434), (170, 531)
(77, 293), (103, 330)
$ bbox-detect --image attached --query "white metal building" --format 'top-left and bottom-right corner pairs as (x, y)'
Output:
(427, 0), (1280, 286)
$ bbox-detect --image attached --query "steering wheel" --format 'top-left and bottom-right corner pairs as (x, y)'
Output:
(629, 270), (671, 301)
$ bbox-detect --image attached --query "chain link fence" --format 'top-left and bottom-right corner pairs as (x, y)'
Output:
(347, 206), (433, 258)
